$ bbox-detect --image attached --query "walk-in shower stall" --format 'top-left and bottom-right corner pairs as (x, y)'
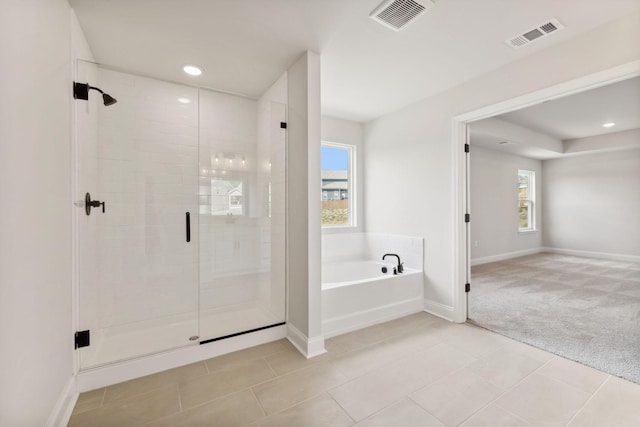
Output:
(74, 60), (287, 369)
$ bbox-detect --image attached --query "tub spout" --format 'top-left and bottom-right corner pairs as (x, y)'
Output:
(382, 253), (403, 273)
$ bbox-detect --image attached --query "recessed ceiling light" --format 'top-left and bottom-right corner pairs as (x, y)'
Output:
(183, 65), (203, 76)
(602, 122), (616, 128)
(177, 97), (191, 104)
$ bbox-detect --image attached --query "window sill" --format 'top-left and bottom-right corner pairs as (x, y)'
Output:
(322, 225), (355, 230)
(518, 229), (538, 234)
(322, 224), (358, 234)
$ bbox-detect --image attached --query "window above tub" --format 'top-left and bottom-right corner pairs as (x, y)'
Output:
(321, 142), (356, 228)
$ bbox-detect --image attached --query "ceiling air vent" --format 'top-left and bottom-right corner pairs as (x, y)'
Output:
(506, 18), (565, 49)
(370, 0), (434, 32)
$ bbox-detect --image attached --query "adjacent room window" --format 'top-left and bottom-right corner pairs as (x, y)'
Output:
(518, 170), (535, 231)
(210, 179), (244, 216)
(321, 142), (355, 227)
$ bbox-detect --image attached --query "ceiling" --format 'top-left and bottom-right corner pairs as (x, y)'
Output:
(499, 77), (640, 140)
(471, 76), (640, 159)
(69, 0), (640, 122)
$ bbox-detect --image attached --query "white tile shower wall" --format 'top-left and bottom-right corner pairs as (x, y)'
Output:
(198, 89), (263, 310)
(94, 68), (200, 330)
(321, 233), (423, 271)
(198, 86), (286, 322)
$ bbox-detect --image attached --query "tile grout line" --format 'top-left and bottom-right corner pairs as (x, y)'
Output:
(453, 355), (558, 425)
(492, 401), (535, 426)
(562, 374), (612, 427)
(256, 361), (353, 414)
(406, 358), (495, 425)
(176, 383), (183, 412)
(477, 351), (609, 426)
(182, 360), (343, 413)
(343, 393), (410, 425)
(535, 360), (610, 393)
(329, 341), (482, 425)
(262, 356), (280, 377)
(325, 392), (357, 425)
(248, 386), (268, 421)
(252, 390), (346, 422)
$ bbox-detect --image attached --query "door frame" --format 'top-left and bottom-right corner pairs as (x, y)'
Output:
(451, 60), (640, 322)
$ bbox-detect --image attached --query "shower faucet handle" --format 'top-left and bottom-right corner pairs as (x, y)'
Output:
(85, 192), (106, 215)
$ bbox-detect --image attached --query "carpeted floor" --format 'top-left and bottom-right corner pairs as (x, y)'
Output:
(469, 252), (640, 384)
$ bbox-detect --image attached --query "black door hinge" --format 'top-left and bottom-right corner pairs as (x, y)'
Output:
(464, 143), (470, 153)
(465, 213), (470, 223)
(280, 122), (287, 129)
(75, 330), (90, 349)
(465, 283), (471, 293)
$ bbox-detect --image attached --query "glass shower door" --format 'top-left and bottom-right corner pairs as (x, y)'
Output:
(198, 90), (286, 341)
(75, 61), (200, 369)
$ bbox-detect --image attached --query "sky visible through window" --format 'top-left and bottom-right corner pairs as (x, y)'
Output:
(321, 146), (348, 170)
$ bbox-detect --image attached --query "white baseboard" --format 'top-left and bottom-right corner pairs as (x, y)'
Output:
(322, 297), (423, 338)
(46, 375), (77, 427)
(471, 247), (544, 266)
(543, 247), (640, 263)
(286, 324), (326, 359)
(77, 325), (286, 392)
(423, 299), (456, 322)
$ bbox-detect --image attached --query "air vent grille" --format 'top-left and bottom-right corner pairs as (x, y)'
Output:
(506, 18), (565, 49)
(370, 0), (434, 31)
(540, 22), (558, 33)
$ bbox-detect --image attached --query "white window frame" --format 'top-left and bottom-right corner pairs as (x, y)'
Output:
(321, 141), (356, 228)
(518, 169), (535, 232)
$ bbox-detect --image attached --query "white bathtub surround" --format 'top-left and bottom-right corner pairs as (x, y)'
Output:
(322, 260), (398, 287)
(322, 264), (423, 337)
(322, 232), (423, 269)
(321, 233), (424, 337)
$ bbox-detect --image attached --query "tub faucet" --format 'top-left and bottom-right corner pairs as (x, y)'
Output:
(382, 253), (403, 273)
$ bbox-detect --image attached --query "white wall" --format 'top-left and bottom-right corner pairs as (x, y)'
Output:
(543, 147), (640, 258)
(286, 51), (324, 356)
(321, 116), (365, 233)
(469, 146), (542, 263)
(364, 12), (640, 319)
(0, 0), (76, 425)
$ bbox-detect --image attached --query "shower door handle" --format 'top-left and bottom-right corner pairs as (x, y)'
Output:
(185, 212), (191, 242)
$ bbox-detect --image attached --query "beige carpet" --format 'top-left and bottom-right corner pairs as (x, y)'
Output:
(470, 252), (640, 384)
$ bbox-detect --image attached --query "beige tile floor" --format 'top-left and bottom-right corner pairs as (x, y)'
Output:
(69, 312), (640, 426)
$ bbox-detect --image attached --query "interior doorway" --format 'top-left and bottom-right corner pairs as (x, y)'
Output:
(453, 61), (640, 382)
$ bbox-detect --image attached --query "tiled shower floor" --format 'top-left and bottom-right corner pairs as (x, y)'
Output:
(69, 312), (640, 426)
